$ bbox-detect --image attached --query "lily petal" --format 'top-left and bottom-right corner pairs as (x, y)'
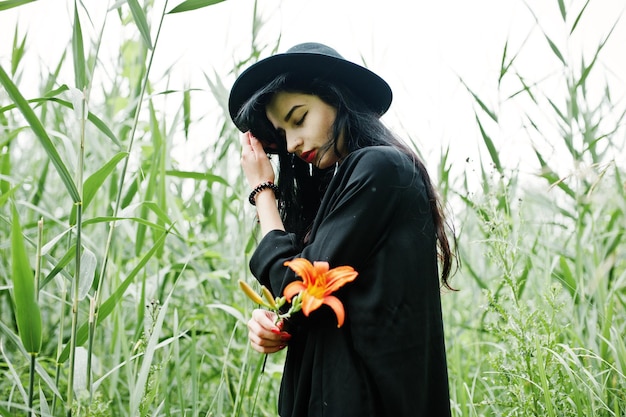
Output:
(325, 266), (358, 294)
(283, 281), (307, 302)
(312, 261), (330, 275)
(323, 295), (346, 327)
(282, 258), (358, 326)
(301, 292), (324, 316)
(284, 258), (316, 285)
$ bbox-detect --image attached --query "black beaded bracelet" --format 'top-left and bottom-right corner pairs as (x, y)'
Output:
(248, 181), (279, 206)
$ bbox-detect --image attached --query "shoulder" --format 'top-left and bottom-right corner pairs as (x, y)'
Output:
(346, 145), (408, 165)
(341, 146), (417, 183)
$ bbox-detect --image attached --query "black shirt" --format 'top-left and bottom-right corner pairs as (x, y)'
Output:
(250, 146), (451, 417)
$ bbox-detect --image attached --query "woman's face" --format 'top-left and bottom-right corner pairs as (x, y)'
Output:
(266, 91), (345, 169)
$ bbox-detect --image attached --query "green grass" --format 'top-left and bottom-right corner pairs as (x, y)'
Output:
(1, 0), (625, 416)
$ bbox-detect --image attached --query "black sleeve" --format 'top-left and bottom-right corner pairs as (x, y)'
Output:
(250, 147), (422, 296)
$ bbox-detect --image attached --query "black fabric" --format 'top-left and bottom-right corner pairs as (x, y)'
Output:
(250, 146), (451, 417)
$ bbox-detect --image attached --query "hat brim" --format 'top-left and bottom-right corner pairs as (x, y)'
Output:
(228, 52), (392, 133)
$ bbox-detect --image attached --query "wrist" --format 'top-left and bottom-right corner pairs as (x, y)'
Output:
(248, 181), (279, 206)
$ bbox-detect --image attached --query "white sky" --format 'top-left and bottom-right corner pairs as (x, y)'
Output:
(1, 0), (625, 187)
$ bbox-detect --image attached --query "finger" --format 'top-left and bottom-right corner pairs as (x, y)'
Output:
(248, 328), (287, 354)
(250, 340), (286, 354)
(241, 132), (254, 155)
(254, 310), (291, 335)
(241, 131), (252, 146)
(248, 134), (266, 154)
(252, 309), (279, 331)
(248, 329), (285, 350)
(247, 312), (291, 346)
(247, 313), (281, 341)
(248, 322), (289, 352)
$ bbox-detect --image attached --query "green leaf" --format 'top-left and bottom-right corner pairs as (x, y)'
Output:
(81, 214), (173, 232)
(245, 230), (256, 254)
(78, 247), (97, 300)
(31, 158), (49, 206)
(40, 244), (76, 289)
(460, 78), (498, 123)
(57, 229), (170, 363)
(515, 257), (531, 300)
(166, 170), (229, 186)
(130, 287), (175, 414)
(121, 176), (139, 208)
(0, 65), (80, 202)
(556, 256), (577, 301)
(11, 203), (42, 354)
(206, 303), (246, 324)
(72, 2), (87, 89)
(83, 152), (128, 208)
(576, 18), (616, 90)
(0, 95), (121, 147)
(546, 97), (568, 125)
(135, 156), (158, 256)
(557, 0), (566, 21)
(533, 148), (576, 199)
(0, 184), (20, 207)
(168, 0), (226, 14)
(570, 0), (590, 35)
(0, 145), (11, 195)
(498, 40), (509, 83)
(183, 88), (190, 139)
(508, 73), (537, 103)
(11, 24), (27, 76)
(475, 114), (502, 174)
(0, 403), (12, 416)
(543, 34), (565, 66)
(603, 211), (623, 258)
(69, 152), (128, 225)
(0, 321), (63, 399)
(128, 0), (153, 50)
(0, 0), (36, 11)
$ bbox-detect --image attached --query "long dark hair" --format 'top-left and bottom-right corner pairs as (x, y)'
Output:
(235, 73), (456, 288)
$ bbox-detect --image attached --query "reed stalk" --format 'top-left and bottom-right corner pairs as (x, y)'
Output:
(0, 0), (624, 415)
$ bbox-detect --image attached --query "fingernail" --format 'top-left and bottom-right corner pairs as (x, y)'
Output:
(270, 328), (281, 335)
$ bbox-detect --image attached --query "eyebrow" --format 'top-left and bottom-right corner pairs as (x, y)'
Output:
(284, 105), (304, 122)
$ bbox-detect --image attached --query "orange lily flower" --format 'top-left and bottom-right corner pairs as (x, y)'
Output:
(283, 258), (358, 327)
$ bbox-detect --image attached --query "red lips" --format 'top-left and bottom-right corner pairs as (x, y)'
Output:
(300, 150), (316, 164)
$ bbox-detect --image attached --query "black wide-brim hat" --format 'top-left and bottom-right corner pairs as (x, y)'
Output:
(228, 42), (393, 132)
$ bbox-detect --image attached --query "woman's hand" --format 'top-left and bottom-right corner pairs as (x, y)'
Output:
(241, 132), (275, 188)
(247, 309), (291, 354)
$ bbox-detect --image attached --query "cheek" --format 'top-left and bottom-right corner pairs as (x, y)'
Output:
(323, 110), (336, 137)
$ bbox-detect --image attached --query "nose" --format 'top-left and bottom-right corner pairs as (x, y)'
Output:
(285, 133), (303, 154)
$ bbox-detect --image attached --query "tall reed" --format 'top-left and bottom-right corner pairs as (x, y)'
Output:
(0, 0), (624, 416)
(445, 1), (625, 416)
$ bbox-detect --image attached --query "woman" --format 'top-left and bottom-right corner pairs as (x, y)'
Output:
(229, 42), (454, 417)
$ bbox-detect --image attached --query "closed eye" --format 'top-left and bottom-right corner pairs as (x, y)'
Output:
(295, 112), (307, 126)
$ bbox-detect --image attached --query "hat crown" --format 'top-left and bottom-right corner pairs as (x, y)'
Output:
(285, 42), (344, 59)
(229, 42), (392, 135)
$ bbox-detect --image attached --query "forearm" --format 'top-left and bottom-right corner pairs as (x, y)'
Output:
(254, 189), (285, 237)
(240, 131), (285, 236)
